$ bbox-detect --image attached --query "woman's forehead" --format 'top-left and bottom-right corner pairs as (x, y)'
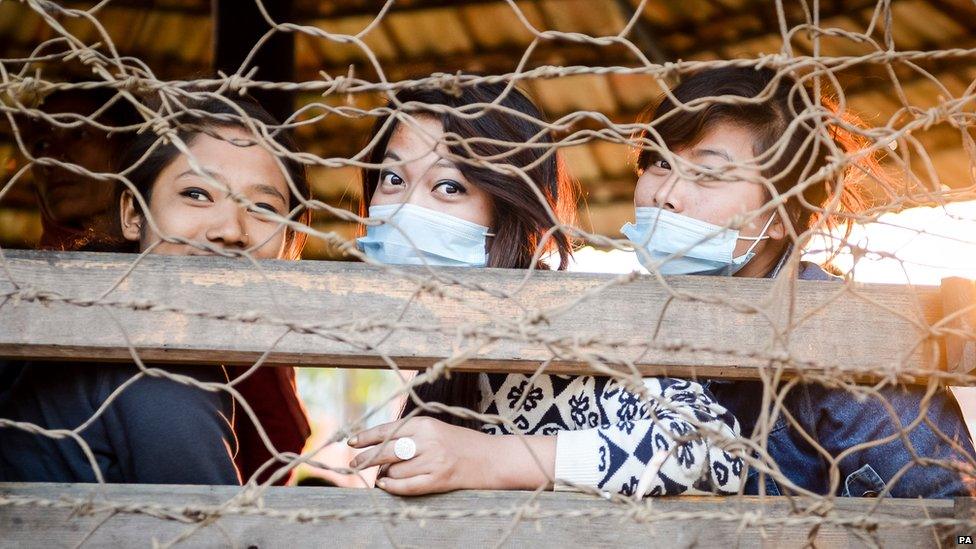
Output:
(678, 122), (757, 160)
(388, 116), (445, 153)
(166, 129), (289, 193)
(192, 128), (279, 164)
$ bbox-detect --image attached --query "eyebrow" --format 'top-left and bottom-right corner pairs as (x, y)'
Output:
(248, 183), (288, 204)
(176, 167), (222, 181)
(382, 151), (458, 172)
(690, 148), (734, 163)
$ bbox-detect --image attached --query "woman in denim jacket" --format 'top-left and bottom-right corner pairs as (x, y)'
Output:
(622, 66), (975, 498)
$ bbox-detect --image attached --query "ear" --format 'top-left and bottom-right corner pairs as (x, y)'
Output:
(766, 212), (787, 242)
(119, 189), (143, 242)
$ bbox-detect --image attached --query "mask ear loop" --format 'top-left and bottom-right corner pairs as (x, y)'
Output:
(737, 213), (776, 259)
(483, 231), (496, 263)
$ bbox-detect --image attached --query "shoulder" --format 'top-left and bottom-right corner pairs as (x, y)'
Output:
(798, 261), (842, 282)
(1, 361), (104, 404)
(98, 365), (231, 419)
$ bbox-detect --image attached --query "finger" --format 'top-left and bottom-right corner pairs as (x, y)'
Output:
(349, 439), (404, 469)
(348, 419), (409, 448)
(384, 458), (430, 479)
(376, 474), (441, 496)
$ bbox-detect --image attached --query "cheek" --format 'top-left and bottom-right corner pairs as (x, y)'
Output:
(435, 185), (493, 226)
(68, 141), (112, 171)
(247, 221), (287, 259)
(370, 190), (396, 207)
(435, 199), (491, 227)
(142, 201), (208, 242)
(467, 192), (493, 227)
(633, 174), (660, 207)
(690, 183), (755, 226)
(730, 180), (768, 224)
(696, 200), (738, 226)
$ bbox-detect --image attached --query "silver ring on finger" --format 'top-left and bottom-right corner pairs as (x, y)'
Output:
(393, 437), (417, 461)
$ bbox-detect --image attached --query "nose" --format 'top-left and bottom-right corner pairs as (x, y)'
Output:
(205, 202), (250, 250)
(401, 182), (434, 210)
(652, 174), (684, 213)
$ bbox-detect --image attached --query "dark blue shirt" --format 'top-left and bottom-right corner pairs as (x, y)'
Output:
(0, 361), (240, 484)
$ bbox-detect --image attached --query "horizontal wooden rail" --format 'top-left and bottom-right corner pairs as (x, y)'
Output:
(0, 250), (958, 379)
(0, 483), (962, 547)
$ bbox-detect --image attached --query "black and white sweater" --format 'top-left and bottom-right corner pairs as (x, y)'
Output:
(478, 373), (744, 496)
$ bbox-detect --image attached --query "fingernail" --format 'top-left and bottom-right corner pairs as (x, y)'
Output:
(376, 479), (386, 489)
(348, 436), (358, 446)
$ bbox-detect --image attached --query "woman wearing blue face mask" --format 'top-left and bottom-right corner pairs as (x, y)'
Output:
(348, 83), (745, 497)
(625, 66), (975, 498)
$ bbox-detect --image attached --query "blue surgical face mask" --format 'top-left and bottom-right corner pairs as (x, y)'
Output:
(621, 206), (773, 276)
(356, 203), (492, 267)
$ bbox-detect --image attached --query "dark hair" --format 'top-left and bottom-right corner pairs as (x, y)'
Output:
(118, 96), (311, 259)
(25, 86), (141, 131)
(636, 67), (882, 241)
(360, 83), (577, 428)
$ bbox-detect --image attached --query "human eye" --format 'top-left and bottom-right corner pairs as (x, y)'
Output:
(652, 159), (672, 171)
(250, 202), (280, 215)
(380, 170), (405, 188)
(180, 187), (212, 203)
(432, 179), (467, 196)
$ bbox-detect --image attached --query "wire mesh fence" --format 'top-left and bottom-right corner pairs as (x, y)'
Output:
(1, 0), (976, 546)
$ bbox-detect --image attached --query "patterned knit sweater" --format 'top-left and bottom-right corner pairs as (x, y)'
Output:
(478, 373), (744, 496)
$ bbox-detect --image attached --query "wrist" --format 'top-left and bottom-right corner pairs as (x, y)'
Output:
(487, 435), (556, 491)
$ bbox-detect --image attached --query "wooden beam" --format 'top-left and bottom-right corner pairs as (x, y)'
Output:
(58, 0), (510, 20)
(611, 0), (669, 63)
(0, 483), (960, 547)
(0, 250), (949, 379)
(270, 0), (893, 82)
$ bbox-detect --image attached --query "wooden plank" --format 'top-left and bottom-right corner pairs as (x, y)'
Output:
(0, 483), (958, 548)
(0, 250), (948, 379)
(954, 497), (976, 545)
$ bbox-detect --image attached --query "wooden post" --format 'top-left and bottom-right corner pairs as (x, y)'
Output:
(212, 0), (295, 124)
(941, 277), (976, 374)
